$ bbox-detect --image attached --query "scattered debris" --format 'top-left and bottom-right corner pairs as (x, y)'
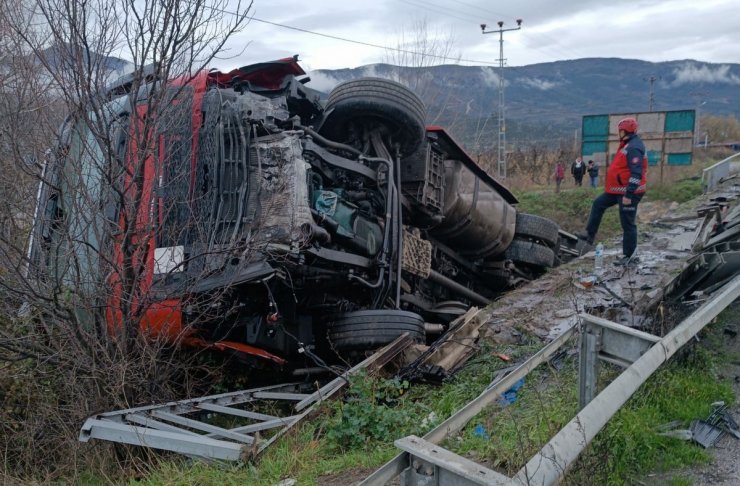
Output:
(577, 275), (597, 289)
(79, 334), (413, 461)
(656, 401), (740, 449)
(398, 307), (484, 383)
(691, 420), (724, 448)
(473, 424), (489, 440)
(596, 276), (634, 308)
(658, 429), (693, 441)
(498, 378), (525, 406)
(707, 401), (740, 440)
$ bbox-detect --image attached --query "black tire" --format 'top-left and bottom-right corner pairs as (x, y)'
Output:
(514, 213), (560, 248)
(326, 309), (425, 351)
(320, 78), (426, 156)
(504, 238), (556, 268)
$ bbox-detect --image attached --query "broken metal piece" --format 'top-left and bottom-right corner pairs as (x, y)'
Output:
(656, 419), (684, 431)
(399, 307), (483, 381)
(596, 276), (633, 308)
(690, 419), (724, 448)
(658, 429), (693, 441)
(395, 435), (509, 486)
(80, 333), (413, 461)
(706, 401), (740, 440)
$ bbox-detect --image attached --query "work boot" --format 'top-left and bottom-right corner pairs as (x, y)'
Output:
(614, 255), (639, 267)
(575, 239), (593, 256)
(575, 231), (594, 245)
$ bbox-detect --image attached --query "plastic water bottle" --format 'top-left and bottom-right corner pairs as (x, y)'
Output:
(594, 243), (604, 276)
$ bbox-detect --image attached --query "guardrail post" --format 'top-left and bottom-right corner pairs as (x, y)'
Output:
(578, 321), (601, 409)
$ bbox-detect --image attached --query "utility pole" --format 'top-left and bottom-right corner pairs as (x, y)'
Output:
(690, 91), (707, 145)
(482, 19), (522, 179)
(645, 75), (660, 111)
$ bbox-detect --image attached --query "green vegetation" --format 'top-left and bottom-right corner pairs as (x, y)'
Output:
(514, 187), (621, 238)
(514, 175), (704, 240)
(444, 306), (737, 485)
(131, 304), (737, 485)
(647, 177), (703, 204)
(323, 373), (423, 450)
(134, 343), (533, 485)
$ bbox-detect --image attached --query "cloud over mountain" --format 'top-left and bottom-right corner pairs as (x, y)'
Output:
(671, 62), (740, 86)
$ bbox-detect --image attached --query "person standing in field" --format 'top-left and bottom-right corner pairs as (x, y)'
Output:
(554, 161), (565, 193)
(571, 156), (585, 186)
(587, 160), (599, 188)
(578, 117), (647, 265)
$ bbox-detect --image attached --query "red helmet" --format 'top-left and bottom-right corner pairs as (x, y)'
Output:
(618, 117), (638, 133)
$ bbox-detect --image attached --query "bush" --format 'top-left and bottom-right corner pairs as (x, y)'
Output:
(646, 178), (703, 204)
(323, 372), (425, 451)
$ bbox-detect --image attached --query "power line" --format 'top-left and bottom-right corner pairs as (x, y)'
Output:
(392, 0), (590, 63)
(519, 32), (589, 62)
(446, 0), (511, 20)
(397, 0), (484, 24)
(241, 13), (498, 65)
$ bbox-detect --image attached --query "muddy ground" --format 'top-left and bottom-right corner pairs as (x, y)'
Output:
(476, 191), (739, 484)
(482, 198), (698, 345)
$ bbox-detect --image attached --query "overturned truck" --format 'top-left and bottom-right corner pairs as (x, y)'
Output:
(29, 57), (562, 367)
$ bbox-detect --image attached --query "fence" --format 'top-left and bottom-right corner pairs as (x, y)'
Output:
(702, 152), (740, 193)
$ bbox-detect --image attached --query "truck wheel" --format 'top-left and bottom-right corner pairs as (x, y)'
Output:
(326, 309), (425, 351)
(504, 238), (556, 268)
(320, 78), (426, 157)
(514, 213), (560, 248)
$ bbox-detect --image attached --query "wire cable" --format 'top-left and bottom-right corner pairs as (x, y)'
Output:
(246, 14), (497, 65)
(203, 4), (498, 65)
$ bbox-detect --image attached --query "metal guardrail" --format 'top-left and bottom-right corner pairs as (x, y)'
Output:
(366, 275), (740, 485)
(702, 152), (740, 193)
(360, 325), (577, 485)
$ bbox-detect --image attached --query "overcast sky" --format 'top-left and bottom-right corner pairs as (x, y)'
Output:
(214, 0), (739, 72)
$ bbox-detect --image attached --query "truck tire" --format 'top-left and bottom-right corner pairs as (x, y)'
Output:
(320, 78), (426, 156)
(326, 309), (425, 351)
(514, 213), (560, 248)
(504, 238), (556, 268)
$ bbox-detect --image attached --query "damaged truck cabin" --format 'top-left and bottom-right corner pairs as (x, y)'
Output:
(29, 57), (562, 367)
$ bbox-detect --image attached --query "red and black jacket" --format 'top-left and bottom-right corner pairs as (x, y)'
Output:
(605, 133), (647, 197)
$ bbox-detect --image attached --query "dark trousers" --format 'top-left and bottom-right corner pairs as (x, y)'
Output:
(585, 192), (643, 257)
(574, 175), (583, 186)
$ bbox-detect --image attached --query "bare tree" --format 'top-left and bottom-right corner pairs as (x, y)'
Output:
(0, 0), (253, 479)
(384, 18), (466, 128)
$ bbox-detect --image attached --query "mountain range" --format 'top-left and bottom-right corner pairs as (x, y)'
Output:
(51, 50), (740, 148)
(308, 58), (740, 147)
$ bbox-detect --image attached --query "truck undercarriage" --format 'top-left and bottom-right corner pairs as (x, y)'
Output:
(30, 57), (565, 367)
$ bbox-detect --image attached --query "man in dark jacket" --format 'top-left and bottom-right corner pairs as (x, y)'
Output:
(587, 160), (599, 188)
(571, 157), (585, 186)
(578, 117), (647, 265)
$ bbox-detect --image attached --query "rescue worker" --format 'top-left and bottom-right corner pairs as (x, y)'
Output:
(578, 117), (647, 265)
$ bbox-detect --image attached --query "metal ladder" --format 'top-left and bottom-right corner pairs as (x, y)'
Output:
(80, 333), (413, 461)
(80, 382), (326, 461)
